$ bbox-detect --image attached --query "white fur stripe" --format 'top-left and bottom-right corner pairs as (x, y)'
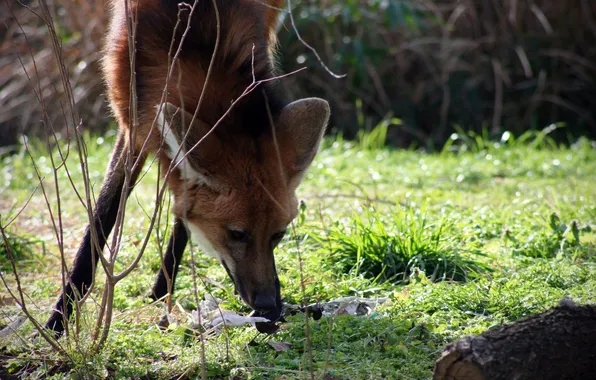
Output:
(186, 223), (227, 260)
(155, 105), (211, 186)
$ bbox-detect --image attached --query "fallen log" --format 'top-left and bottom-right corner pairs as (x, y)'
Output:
(433, 300), (596, 380)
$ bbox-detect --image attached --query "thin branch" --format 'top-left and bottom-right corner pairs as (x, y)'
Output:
(0, 224), (69, 355)
(1, 186), (37, 229)
(285, 0), (346, 79)
(175, 66), (306, 170)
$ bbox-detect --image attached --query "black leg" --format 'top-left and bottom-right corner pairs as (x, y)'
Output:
(150, 218), (189, 301)
(45, 132), (145, 333)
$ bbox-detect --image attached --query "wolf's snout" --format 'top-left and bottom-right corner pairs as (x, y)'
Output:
(252, 289), (283, 334)
(253, 292), (277, 312)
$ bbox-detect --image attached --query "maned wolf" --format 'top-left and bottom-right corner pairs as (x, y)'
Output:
(46, 0), (330, 334)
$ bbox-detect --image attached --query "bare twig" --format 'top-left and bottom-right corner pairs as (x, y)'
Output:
(285, 0), (346, 79)
(0, 224), (69, 355)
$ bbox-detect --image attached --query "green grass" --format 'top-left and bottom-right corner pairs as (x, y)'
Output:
(315, 205), (491, 283)
(0, 130), (595, 379)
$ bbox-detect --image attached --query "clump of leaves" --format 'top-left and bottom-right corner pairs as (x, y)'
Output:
(509, 213), (592, 259)
(0, 231), (45, 270)
(316, 206), (489, 283)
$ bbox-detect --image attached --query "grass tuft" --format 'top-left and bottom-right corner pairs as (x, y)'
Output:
(0, 231), (45, 271)
(316, 205), (490, 283)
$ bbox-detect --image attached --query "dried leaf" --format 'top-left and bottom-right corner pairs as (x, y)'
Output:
(268, 340), (292, 352)
(0, 316), (26, 338)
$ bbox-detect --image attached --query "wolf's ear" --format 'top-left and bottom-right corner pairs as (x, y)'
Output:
(276, 98), (330, 176)
(155, 103), (221, 184)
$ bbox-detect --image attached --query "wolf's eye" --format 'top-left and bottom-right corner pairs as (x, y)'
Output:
(227, 228), (250, 243)
(271, 230), (287, 243)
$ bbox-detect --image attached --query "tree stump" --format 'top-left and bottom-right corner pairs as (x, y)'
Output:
(433, 301), (596, 380)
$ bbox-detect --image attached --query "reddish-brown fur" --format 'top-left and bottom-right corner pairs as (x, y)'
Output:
(103, 0), (285, 146)
(46, 0), (329, 334)
(102, 0), (293, 311)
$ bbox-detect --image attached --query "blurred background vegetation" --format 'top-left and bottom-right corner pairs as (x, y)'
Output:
(2, 0), (595, 149)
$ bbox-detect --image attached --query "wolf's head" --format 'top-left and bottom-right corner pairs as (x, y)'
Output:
(156, 98), (329, 326)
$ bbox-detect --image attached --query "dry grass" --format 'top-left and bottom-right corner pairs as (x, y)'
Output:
(1, 0), (595, 147)
(0, 0), (108, 147)
(279, 0), (596, 147)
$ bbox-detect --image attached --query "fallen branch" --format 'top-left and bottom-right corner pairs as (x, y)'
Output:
(434, 300), (596, 380)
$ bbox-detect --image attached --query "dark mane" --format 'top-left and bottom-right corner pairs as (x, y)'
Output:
(126, 0), (286, 138)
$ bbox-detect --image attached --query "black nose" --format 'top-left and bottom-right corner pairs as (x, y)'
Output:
(253, 292), (277, 312)
(252, 293), (282, 334)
